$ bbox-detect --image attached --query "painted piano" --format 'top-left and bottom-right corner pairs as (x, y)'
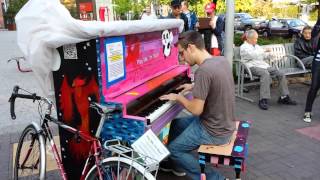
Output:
(52, 22), (190, 178)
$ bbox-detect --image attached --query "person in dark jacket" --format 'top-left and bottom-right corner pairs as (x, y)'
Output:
(181, 0), (199, 31)
(294, 26), (315, 68)
(166, 0), (189, 32)
(303, 21), (320, 123)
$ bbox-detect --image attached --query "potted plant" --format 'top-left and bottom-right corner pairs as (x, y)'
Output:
(4, 0), (28, 30)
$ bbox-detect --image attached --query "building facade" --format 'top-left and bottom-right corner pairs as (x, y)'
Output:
(61, 0), (114, 21)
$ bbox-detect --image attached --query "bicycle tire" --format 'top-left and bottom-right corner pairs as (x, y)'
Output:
(13, 123), (46, 180)
(85, 156), (156, 180)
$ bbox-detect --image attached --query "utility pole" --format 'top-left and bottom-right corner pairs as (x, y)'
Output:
(224, 0), (235, 67)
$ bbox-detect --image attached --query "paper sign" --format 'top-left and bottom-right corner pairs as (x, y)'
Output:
(131, 129), (170, 165)
(105, 37), (126, 86)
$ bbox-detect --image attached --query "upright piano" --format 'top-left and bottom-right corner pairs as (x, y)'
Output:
(52, 20), (191, 178)
(97, 28), (192, 143)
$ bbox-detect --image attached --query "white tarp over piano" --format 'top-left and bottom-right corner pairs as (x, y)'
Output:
(15, 0), (184, 96)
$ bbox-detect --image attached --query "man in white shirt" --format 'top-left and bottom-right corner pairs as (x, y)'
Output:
(141, 6), (157, 20)
(240, 29), (296, 110)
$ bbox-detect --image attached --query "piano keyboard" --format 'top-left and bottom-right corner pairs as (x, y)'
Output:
(126, 74), (191, 125)
(146, 100), (175, 123)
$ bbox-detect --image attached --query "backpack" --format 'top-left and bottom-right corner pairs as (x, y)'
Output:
(213, 15), (225, 37)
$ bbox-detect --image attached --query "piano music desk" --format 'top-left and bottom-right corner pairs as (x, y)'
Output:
(198, 121), (251, 180)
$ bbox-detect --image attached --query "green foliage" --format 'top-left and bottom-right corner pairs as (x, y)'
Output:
(234, 33), (244, 47)
(205, 0), (255, 14)
(159, 0), (171, 5)
(234, 33), (291, 47)
(271, 4), (298, 18)
(113, 0), (132, 19)
(216, 0), (226, 14)
(249, 0), (273, 18)
(113, 0), (147, 20)
(235, 0), (254, 13)
(310, 9), (318, 21)
(5, 0), (28, 17)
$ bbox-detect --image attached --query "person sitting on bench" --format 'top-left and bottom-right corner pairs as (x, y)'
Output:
(240, 29), (297, 110)
(294, 26), (315, 69)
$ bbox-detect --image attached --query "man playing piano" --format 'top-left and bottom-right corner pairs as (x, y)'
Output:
(160, 31), (236, 180)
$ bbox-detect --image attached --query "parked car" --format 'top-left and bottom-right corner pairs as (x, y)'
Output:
(260, 18), (308, 39)
(234, 13), (266, 31)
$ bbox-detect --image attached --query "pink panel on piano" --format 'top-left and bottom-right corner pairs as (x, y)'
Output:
(113, 66), (188, 104)
(100, 28), (180, 100)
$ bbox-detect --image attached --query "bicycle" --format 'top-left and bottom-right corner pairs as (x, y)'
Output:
(9, 85), (158, 180)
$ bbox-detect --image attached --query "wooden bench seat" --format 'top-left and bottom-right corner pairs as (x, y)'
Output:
(198, 121), (251, 180)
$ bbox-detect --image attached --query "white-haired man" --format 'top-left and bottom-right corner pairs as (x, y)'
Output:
(240, 29), (297, 110)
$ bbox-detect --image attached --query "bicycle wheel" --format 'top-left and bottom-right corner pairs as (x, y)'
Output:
(14, 123), (46, 180)
(85, 157), (156, 180)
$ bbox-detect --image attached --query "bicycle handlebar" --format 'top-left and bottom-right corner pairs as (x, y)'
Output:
(9, 85), (121, 120)
(89, 102), (121, 115)
(8, 85), (42, 120)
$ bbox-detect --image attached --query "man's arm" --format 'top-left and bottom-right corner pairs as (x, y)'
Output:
(294, 39), (304, 59)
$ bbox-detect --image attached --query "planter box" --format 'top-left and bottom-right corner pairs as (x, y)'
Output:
(7, 23), (16, 31)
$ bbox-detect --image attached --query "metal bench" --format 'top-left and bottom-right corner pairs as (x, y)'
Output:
(262, 43), (309, 75)
(198, 121), (251, 180)
(234, 43), (309, 102)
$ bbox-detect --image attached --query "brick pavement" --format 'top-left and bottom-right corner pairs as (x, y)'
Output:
(1, 31), (320, 179)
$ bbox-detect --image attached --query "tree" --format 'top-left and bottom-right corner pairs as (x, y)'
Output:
(250, 0), (273, 18)
(305, 0), (320, 18)
(203, 0), (254, 14)
(113, 0), (132, 19)
(4, 0), (28, 29)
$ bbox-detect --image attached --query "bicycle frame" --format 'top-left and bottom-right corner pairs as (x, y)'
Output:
(38, 113), (106, 180)
(10, 88), (108, 180)
(10, 86), (155, 180)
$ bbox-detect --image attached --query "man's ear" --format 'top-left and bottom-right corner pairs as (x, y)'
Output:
(188, 44), (196, 53)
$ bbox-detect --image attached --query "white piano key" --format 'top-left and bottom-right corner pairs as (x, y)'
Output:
(146, 101), (175, 123)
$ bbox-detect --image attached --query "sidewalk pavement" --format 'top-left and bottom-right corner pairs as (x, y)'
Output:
(1, 31), (320, 179)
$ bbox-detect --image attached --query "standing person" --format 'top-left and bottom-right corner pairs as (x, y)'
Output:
(303, 24), (320, 123)
(181, 0), (199, 31)
(159, 31), (236, 180)
(240, 29), (297, 110)
(141, 6), (157, 20)
(294, 26), (315, 69)
(204, 2), (219, 56)
(166, 0), (189, 32)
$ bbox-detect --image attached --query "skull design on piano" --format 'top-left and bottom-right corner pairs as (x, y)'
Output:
(162, 30), (173, 57)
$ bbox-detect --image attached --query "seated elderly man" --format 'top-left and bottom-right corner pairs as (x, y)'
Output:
(240, 29), (297, 110)
(294, 26), (315, 69)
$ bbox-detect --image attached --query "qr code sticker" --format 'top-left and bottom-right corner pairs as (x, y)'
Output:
(63, 44), (78, 59)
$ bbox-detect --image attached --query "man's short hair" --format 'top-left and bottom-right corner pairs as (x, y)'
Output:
(171, 0), (181, 7)
(178, 31), (205, 50)
(246, 29), (258, 39)
(302, 26), (312, 33)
